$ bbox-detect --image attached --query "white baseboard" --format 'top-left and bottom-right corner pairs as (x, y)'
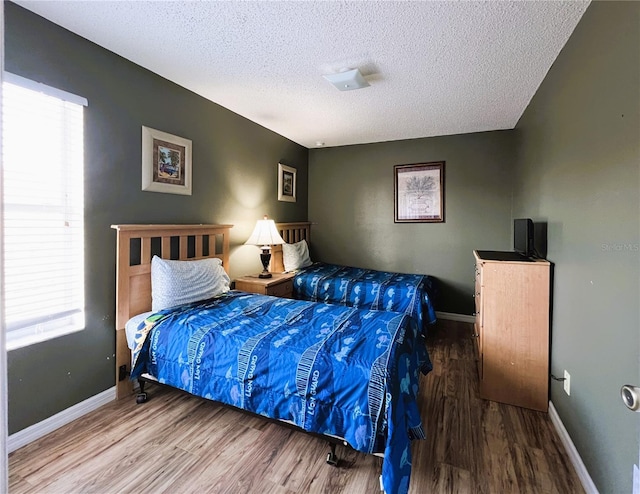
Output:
(8, 386), (116, 453)
(548, 401), (599, 494)
(436, 311), (475, 323)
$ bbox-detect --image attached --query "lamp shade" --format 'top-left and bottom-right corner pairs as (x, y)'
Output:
(245, 216), (285, 247)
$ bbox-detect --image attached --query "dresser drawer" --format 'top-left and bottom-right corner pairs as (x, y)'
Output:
(266, 279), (293, 298)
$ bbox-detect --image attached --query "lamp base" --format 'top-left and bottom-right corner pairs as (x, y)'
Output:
(259, 249), (272, 278)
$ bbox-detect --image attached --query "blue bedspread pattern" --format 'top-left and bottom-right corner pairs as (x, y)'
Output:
(292, 262), (437, 333)
(131, 291), (431, 494)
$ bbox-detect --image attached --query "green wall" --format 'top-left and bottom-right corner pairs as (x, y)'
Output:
(4, 3), (308, 434)
(513, 2), (640, 492)
(308, 131), (515, 314)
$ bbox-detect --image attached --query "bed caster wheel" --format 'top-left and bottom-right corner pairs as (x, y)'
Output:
(136, 393), (147, 404)
(326, 442), (339, 466)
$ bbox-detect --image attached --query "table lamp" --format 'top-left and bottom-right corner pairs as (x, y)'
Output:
(245, 215), (285, 278)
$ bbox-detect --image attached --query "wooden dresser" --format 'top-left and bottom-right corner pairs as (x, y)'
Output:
(473, 250), (551, 412)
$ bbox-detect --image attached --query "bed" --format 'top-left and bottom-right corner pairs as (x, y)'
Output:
(112, 224), (431, 494)
(272, 222), (438, 334)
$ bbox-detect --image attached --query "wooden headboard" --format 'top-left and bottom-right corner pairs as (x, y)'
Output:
(271, 221), (312, 272)
(111, 224), (232, 399)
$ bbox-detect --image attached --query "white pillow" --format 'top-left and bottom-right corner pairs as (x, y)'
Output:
(282, 240), (313, 272)
(151, 256), (230, 311)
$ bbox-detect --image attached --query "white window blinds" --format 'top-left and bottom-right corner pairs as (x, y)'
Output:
(2, 74), (86, 350)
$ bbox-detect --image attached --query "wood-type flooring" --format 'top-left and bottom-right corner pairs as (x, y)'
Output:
(9, 319), (585, 493)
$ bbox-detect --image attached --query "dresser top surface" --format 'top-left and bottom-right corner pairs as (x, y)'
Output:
(474, 250), (550, 265)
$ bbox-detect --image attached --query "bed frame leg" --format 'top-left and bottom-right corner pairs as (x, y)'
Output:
(326, 442), (339, 467)
(135, 379), (148, 404)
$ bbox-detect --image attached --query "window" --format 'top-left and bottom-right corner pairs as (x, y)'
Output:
(2, 73), (87, 350)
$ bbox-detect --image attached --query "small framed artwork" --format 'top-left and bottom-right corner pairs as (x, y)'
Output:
(278, 163), (296, 202)
(394, 161), (445, 223)
(141, 126), (192, 195)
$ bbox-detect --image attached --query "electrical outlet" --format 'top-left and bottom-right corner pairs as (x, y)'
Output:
(564, 370), (571, 396)
(118, 365), (128, 382)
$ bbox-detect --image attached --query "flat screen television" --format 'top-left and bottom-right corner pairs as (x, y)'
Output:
(514, 218), (534, 258)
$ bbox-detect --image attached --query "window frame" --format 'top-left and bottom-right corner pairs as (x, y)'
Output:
(2, 73), (87, 351)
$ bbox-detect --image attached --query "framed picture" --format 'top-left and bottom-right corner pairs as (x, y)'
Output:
(394, 161), (445, 223)
(141, 126), (192, 195)
(278, 163), (296, 202)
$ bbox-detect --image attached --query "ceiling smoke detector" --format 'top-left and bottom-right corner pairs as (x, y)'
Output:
(323, 68), (370, 91)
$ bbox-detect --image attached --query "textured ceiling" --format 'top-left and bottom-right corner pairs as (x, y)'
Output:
(16, 1), (590, 148)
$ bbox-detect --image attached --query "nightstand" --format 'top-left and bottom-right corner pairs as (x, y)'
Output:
(235, 272), (295, 299)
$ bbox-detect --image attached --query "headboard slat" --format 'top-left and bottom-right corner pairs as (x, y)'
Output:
(195, 235), (204, 258)
(161, 237), (171, 259)
(141, 237), (151, 265)
(179, 236), (188, 259)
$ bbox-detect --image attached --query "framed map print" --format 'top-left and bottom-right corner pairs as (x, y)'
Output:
(394, 161), (445, 223)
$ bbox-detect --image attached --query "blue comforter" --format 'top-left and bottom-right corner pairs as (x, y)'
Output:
(292, 262), (438, 334)
(130, 291), (431, 494)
